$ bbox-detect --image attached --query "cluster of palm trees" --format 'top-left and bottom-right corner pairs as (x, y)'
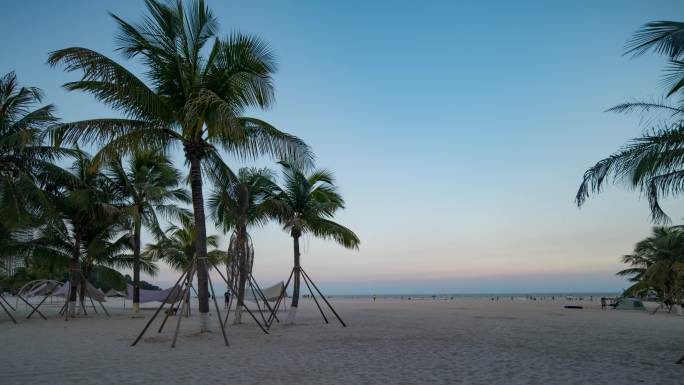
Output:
(618, 226), (684, 311)
(576, 20), (684, 304)
(1, 0), (359, 328)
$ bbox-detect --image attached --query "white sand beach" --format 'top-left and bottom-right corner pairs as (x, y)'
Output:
(1, 297), (682, 385)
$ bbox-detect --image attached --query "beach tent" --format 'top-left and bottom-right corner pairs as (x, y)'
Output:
(222, 282), (287, 317)
(105, 289), (126, 298)
(615, 298), (647, 311)
(245, 281), (286, 302)
(51, 281), (107, 303)
(126, 284), (181, 303)
(22, 279), (110, 319)
(17, 280), (63, 298)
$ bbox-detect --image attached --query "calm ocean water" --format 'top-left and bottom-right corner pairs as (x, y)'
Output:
(328, 292), (620, 300)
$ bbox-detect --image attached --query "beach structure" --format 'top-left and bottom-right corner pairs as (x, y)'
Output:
(614, 298), (647, 311)
(106, 289), (126, 298)
(52, 280), (109, 319)
(13, 279), (64, 320)
(132, 255), (230, 348)
(266, 265), (347, 328)
(48, 0), (313, 333)
(266, 163), (359, 326)
(0, 292), (17, 323)
(223, 279), (287, 327)
(18, 278), (109, 320)
(208, 167), (285, 326)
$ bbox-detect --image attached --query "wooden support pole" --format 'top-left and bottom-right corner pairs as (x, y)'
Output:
(27, 284), (59, 319)
(300, 268), (346, 327)
(266, 268), (294, 327)
(0, 297), (17, 324)
(247, 283), (269, 326)
(16, 294), (45, 319)
(210, 264), (268, 334)
(158, 278), (188, 333)
(131, 266), (190, 346)
(302, 272), (328, 323)
(249, 274), (279, 323)
(171, 264), (195, 348)
(207, 270), (229, 346)
(0, 293), (16, 311)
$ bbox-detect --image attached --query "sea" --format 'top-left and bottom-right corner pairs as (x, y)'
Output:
(327, 292), (620, 300)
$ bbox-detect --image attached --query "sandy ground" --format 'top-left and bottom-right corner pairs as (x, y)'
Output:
(1, 297), (683, 385)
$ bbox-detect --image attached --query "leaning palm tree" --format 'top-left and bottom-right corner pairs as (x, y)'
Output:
(48, 0), (312, 331)
(108, 149), (189, 312)
(208, 167), (280, 323)
(270, 162), (359, 323)
(576, 21), (684, 222)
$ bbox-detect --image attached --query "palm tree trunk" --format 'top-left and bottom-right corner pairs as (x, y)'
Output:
(68, 228), (82, 318)
(234, 228), (248, 324)
(132, 215), (142, 313)
(288, 234), (301, 323)
(78, 265), (87, 310)
(188, 154), (210, 332)
(79, 264), (93, 313)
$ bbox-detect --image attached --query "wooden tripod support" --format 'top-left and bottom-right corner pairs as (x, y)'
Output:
(131, 256), (229, 348)
(209, 263), (269, 334)
(266, 265), (346, 328)
(0, 293), (17, 324)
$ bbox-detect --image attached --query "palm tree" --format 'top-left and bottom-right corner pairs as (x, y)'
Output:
(576, 21), (684, 221)
(208, 167), (279, 323)
(30, 215), (157, 310)
(108, 149), (189, 312)
(143, 218), (226, 272)
(38, 151), (122, 316)
(143, 218), (226, 315)
(624, 21), (684, 98)
(0, 71), (74, 231)
(48, 0), (312, 331)
(618, 227), (684, 311)
(270, 162), (359, 323)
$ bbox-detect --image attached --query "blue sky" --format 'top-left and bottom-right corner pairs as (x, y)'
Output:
(2, 0), (683, 294)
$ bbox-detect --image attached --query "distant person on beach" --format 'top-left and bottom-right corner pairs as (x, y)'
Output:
(224, 291), (230, 309)
(600, 297), (606, 310)
(373, 295), (376, 301)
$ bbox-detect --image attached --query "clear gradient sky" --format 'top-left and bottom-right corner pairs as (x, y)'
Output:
(2, 0), (683, 294)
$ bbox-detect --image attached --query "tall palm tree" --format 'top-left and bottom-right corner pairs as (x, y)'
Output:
(208, 167), (279, 323)
(618, 227), (684, 310)
(0, 71), (74, 231)
(48, 0), (312, 331)
(270, 162), (359, 323)
(108, 149), (189, 312)
(576, 21), (684, 221)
